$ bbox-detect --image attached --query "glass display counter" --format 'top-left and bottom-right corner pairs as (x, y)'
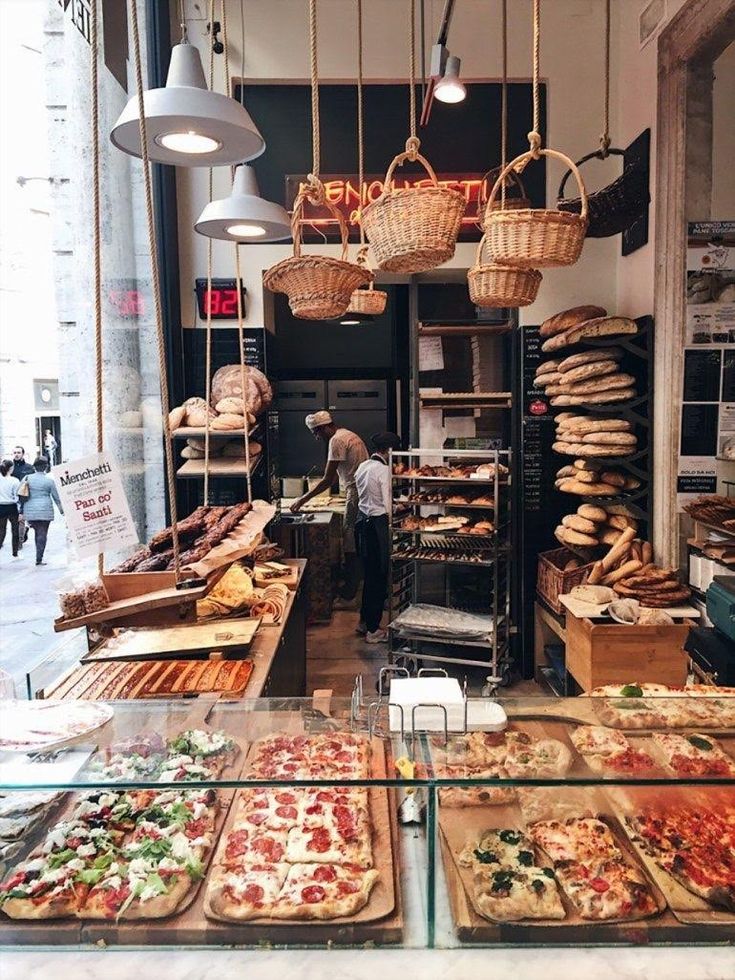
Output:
(0, 692), (732, 949)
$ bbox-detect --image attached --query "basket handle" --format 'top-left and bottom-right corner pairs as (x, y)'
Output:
(557, 147), (624, 200)
(291, 179), (349, 261)
(474, 234), (490, 266)
(378, 141), (440, 201)
(477, 166), (527, 218)
(355, 244), (376, 291)
(488, 148), (589, 220)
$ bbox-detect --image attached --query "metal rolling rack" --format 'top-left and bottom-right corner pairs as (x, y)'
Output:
(387, 448), (513, 688)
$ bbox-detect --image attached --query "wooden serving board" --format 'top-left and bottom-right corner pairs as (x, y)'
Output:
(53, 579), (212, 633)
(606, 785), (735, 927)
(202, 735), (397, 934)
(82, 620), (261, 663)
(438, 793), (668, 944)
(559, 595), (701, 620)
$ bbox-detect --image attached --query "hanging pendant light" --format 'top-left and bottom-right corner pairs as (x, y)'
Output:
(195, 164), (290, 242)
(434, 55), (466, 104)
(110, 41), (265, 167)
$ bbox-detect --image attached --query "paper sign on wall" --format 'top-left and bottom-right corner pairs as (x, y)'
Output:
(52, 452), (138, 558)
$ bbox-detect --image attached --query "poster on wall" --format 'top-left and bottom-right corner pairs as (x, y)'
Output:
(53, 452), (138, 558)
(686, 221), (735, 345)
(677, 222), (735, 507)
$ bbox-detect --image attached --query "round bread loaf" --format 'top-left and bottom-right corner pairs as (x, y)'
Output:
(539, 305), (607, 338)
(577, 504), (608, 522)
(562, 513), (598, 534)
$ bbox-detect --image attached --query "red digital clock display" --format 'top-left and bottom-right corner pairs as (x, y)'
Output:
(195, 278), (247, 320)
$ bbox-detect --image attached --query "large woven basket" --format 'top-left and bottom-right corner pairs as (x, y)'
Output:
(478, 166), (531, 231)
(485, 148), (589, 269)
(468, 237), (542, 308)
(264, 187), (372, 320)
(557, 148), (650, 238)
(362, 146), (466, 274)
(536, 547), (594, 615)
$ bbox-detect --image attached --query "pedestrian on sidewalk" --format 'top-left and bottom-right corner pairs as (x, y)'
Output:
(0, 460), (21, 558)
(19, 456), (63, 566)
(10, 446), (34, 546)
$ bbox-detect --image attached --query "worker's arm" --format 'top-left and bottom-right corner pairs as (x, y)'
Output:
(290, 459), (340, 512)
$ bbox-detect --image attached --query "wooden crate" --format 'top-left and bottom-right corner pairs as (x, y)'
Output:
(565, 613), (693, 692)
(536, 548), (595, 615)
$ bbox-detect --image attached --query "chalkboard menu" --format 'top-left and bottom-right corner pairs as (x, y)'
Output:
(517, 326), (570, 674)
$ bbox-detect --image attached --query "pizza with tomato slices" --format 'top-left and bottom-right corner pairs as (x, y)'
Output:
(528, 816), (660, 921)
(204, 732), (379, 921)
(625, 806), (735, 911)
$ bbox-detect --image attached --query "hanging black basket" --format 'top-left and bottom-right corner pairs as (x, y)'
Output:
(557, 148), (649, 238)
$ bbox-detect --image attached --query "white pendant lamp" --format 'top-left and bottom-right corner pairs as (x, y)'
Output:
(434, 55), (467, 104)
(110, 42), (265, 167)
(195, 164), (291, 242)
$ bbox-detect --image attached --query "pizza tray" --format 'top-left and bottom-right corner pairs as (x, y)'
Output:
(0, 730), (247, 945)
(0, 701), (114, 755)
(508, 699), (735, 736)
(606, 784), (735, 926)
(81, 620), (261, 663)
(438, 795), (667, 940)
(202, 735), (396, 931)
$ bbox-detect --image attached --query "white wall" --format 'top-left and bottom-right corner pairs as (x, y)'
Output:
(176, 0), (623, 330)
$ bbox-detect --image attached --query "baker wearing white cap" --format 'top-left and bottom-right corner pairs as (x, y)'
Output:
(291, 411), (368, 597)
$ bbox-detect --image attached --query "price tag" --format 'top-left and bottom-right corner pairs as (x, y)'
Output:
(52, 452), (138, 559)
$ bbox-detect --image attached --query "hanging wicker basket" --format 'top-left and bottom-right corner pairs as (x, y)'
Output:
(468, 236), (542, 308)
(362, 144), (466, 274)
(485, 148), (589, 268)
(478, 166), (531, 231)
(264, 185), (372, 320)
(346, 245), (388, 315)
(556, 148), (649, 238)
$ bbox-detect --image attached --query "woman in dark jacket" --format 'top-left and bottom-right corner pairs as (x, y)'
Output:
(18, 457), (64, 565)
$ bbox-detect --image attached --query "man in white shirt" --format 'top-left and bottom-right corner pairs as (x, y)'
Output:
(290, 411), (368, 597)
(354, 432), (401, 643)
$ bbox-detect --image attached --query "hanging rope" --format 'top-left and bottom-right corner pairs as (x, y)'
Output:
(129, 0), (181, 577)
(406, 0), (419, 159)
(223, 0), (252, 501)
(356, 0), (365, 246)
(90, 0), (104, 577)
(202, 0), (217, 504)
(600, 0), (611, 158)
(527, 0), (542, 159)
(305, 0), (324, 203)
(178, 0), (188, 41)
(500, 0), (508, 207)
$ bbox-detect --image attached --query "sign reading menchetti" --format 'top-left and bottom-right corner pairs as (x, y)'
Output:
(53, 452), (138, 558)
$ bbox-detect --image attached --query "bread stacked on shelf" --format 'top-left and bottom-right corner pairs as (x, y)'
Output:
(397, 515), (495, 535)
(552, 414), (639, 460)
(683, 494), (735, 532)
(168, 365), (273, 443)
(393, 461), (508, 479)
(554, 503), (640, 553)
(540, 310), (638, 354)
(400, 488), (495, 507)
(555, 460), (641, 498)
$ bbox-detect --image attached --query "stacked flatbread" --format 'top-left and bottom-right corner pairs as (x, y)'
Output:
(542, 348), (637, 406)
(539, 306), (638, 354)
(552, 414), (639, 461)
(555, 457), (641, 497)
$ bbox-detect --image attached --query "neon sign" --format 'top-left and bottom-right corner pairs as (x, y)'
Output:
(285, 173), (485, 240)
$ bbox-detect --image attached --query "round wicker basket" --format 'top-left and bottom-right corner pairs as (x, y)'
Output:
(485, 148), (589, 268)
(348, 284), (388, 316)
(362, 148), (466, 274)
(468, 238), (542, 308)
(264, 188), (371, 320)
(479, 167), (531, 231)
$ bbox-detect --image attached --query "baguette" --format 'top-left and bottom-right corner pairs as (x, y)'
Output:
(601, 526), (636, 572)
(601, 559), (643, 586)
(642, 541), (653, 564)
(588, 561), (605, 585)
(539, 305), (607, 338)
(600, 528), (622, 545)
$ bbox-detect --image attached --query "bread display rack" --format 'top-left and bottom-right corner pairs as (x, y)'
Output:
(388, 449), (513, 688)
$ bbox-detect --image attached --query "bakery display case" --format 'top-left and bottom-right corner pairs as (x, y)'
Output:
(0, 689), (733, 950)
